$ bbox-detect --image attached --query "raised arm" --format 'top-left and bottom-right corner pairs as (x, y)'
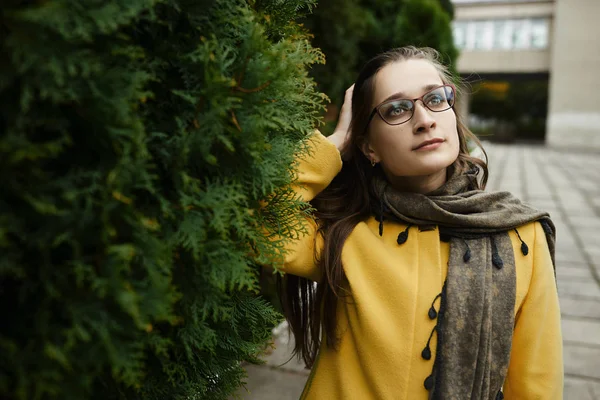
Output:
(262, 86), (353, 280)
(275, 131), (342, 280)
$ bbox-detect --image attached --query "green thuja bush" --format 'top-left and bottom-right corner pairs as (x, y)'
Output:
(304, 0), (458, 108)
(0, 0), (325, 399)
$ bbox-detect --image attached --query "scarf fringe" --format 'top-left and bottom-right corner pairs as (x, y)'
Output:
(393, 226), (531, 399)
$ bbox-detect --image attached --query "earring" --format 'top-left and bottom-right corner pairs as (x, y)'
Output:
(371, 159), (377, 167)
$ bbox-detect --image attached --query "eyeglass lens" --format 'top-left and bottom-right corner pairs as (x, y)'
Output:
(378, 86), (455, 125)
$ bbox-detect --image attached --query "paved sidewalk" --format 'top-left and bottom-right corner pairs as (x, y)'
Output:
(233, 142), (600, 400)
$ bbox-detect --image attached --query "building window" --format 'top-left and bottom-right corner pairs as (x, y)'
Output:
(494, 20), (509, 50)
(474, 21), (495, 50)
(453, 18), (550, 51)
(531, 19), (549, 49)
(512, 19), (531, 49)
(453, 22), (467, 49)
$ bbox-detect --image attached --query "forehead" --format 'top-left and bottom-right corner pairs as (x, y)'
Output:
(372, 59), (444, 105)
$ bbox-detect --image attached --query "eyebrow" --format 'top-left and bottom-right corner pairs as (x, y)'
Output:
(380, 84), (442, 103)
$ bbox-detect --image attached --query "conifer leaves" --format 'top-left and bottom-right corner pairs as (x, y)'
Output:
(1, 0), (325, 399)
(9, 0), (157, 42)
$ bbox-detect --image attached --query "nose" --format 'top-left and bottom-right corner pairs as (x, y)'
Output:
(412, 101), (436, 134)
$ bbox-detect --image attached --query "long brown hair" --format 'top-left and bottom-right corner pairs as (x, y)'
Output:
(278, 46), (488, 368)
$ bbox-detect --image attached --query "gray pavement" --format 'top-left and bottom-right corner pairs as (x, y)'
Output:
(232, 142), (600, 400)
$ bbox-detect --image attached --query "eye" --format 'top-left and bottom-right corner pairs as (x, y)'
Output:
(389, 107), (409, 116)
(382, 100), (412, 119)
(425, 93), (444, 106)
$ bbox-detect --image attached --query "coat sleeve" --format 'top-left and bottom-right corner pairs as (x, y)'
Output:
(265, 130), (342, 281)
(503, 222), (564, 399)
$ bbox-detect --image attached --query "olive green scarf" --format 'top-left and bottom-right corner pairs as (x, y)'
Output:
(371, 170), (555, 400)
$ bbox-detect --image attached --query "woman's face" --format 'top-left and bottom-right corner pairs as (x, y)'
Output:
(363, 59), (460, 179)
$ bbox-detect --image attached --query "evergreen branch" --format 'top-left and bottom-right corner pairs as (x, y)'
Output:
(233, 80), (272, 93)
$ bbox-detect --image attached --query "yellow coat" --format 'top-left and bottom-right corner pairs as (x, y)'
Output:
(281, 131), (563, 400)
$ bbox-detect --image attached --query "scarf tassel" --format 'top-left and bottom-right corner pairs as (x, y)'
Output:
(421, 326), (437, 360)
(397, 224), (412, 245)
(423, 292), (442, 359)
(424, 374), (435, 391)
(423, 283), (447, 393)
(462, 238), (472, 263)
(490, 236), (504, 269)
(514, 228), (529, 256)
(428, 292), (442, 320)
(377, 196), (385, 236)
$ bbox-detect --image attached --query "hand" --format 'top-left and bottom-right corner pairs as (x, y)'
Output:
(327, 84), (354, 151)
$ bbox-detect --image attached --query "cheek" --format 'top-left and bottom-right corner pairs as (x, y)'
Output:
(369, 124), (413, 154)
(442, 113), (460, 151)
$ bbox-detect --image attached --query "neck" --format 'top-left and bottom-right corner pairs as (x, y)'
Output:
(383, 168), (447, 194)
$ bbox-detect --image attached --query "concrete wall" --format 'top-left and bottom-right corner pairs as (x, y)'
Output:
(457, 49), (550, 74)
(454, 0), (554, 20)
(546, 0), (600, 148)
(454, 0), (554, 74)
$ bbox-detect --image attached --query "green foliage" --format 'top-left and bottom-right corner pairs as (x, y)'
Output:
(393, 0), (458, 71)
(299, 0), (369, 108)
(0, 0), (325, 399)
(303, 0), (458, 108)
(437, 0), (455, 19)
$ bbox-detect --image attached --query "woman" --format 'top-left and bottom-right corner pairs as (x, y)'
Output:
(274, 47), (563, 399)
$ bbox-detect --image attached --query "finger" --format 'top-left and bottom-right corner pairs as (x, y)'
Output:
(345, 84), (355, 97)
(343, 85), (354, 108)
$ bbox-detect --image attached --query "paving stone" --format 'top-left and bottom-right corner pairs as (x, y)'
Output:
(558, 193), (589, 203)
(557, 259), (590, 267)
(231, 364), (307, 400)
(566, 216), (600, 230)
(558, 281), (600, 301)
(561, 318), (600, 346)
(564, 206), (599, 218)
(555, 229), (575, 242)
(580, 181), (600, 194)
(545, 173), (573, 187)
(556, 251), (588, 265)
(593, 261), (600, 289)
(577, 233), (600, 251)
(556, 266), (595, 280)
(564, 376), (600, 400)
(262, 322), (310, 374)
(559, 297), (600, 319)
(525, 189), (553, 197)
(591, 381), (600, 400)
(564, 343), (600, 379)
(231, 325), (309, 400)
(584, 250), (600, 267)
(556, 240), (582, 253)
(527, 198), (558, 209)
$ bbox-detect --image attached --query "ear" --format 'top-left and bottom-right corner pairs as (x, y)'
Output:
(360, 138), (380, 164)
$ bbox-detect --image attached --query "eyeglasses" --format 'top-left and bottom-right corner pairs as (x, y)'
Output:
(364, 84), (456, 132)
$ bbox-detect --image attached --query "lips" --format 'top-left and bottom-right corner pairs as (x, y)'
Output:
(414, 138), (445, 150)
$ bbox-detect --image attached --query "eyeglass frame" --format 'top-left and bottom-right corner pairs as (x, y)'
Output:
(362, 84), (456, 134)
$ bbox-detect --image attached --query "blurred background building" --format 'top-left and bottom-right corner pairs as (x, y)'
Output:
(452, 0), (600, 149)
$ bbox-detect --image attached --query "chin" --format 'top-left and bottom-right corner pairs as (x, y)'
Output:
(384, 147), (459, 177)
(386, 164), (448, 178)
(410, 155), (457, 176)
(414, 165), (452, 177)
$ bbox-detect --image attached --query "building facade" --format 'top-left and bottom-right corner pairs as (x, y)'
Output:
(452, 0), (600, 149)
